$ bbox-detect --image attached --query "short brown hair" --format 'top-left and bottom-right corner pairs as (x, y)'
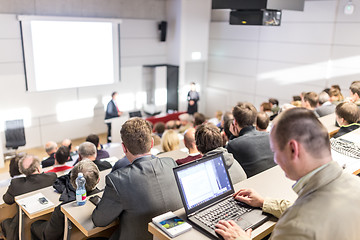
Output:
(256, 112), (270, 130)
(86, 134), (100, 147)
(154, 122), (165, 134)
(194, 112), (206, 126)
(71, 160), (100, 192)
(260, 102), (271, 112)
(336, 102), (360, 124)
(232, 102), (257, 128)
(328, 88), (341, 98)
(55, 146), (70, 164)
(350, 81), (360, 97)
(120, 118), (152, 155)
(303, 92), (319, 108)
(271, 108), (330, 158)
(19, 155), (40, 176)
(162, 130), (180, 152)
(195, 123), (223, 154)
(9, 152), (25, 177)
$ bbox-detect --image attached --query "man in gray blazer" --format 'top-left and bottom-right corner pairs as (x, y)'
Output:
(216, 108), (360, 240)
(92, 118), (182, 240)
(226, 102), (275, 178)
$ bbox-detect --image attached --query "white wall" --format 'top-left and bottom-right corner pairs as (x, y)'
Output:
(206, 0), (360, 115)
(0, 14), (168, 155)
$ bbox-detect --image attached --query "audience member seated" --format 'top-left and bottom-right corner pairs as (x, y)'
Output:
(222, 118), (234, 146)
(315, 90), (336, 117)
(1, 155), (57, 240)
(92, 117), (182, 240)
(331, 84), (344, 101)
(162, 130), (180, 152)
(153, 122), (165, 138)
(176, 128), (202, 165)
(216, 108), (360, 240)
(0, 152), (25, 188)
(208, 110), (223, 126)
(77, 142), (112, 171)
(302, 92), (320, 117)
(349, 81), (360, 106)
(196, 123), (247, 184)
(45, 146), (73, 174)
(61, 138), (76, 161)
(291, 95), (302, 107)
(269, 98), (280, 120)
(260, 102), (273, 118)
(226, 102), (275, 178)
(328, 87), (343, 105)
(256, 112), (270, 132)
(194, 112), (206, 128)
(333, 102), (360, 138)
(178, 113), (194, 133)
(42, 141), (58, 168)
(31, 160), (100, 240)
(165, 120), (177, 130)
(85, 134), (110, 160)
(219, 111), (234, 131)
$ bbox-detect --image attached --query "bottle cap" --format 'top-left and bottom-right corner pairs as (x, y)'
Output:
(78, 172), (83, 177)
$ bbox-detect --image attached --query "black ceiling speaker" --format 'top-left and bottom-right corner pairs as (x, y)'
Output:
(158, 21), (167, 42)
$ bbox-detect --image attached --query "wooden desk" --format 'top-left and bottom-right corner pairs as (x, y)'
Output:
(15, 186), (61, 239)
(318, 113), (339, 137)
(148, 166), (297, 240)
(61, 192), (118, 239)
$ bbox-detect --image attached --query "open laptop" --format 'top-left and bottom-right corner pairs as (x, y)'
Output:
(173, 153), (269, 239)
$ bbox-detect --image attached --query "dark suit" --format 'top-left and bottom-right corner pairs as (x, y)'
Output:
(105, 100), (119, 143)
(1, 172), (57, 240)
(93, 159), (112, 171)
(187, 90), (200, 114)
(315, 102), (336, 117)
(41, 153), (55, 168)
(226, 126), (276, 178)
(92, 155), (182, 240)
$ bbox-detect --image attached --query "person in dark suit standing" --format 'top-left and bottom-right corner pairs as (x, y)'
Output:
(187, 82), (200, 115)
(1, 154), (57, 240)
(92, 117), (182, 240)
(105, 92), (122, 143)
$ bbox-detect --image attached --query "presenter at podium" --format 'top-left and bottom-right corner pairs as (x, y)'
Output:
(105, 92), (122, 143)
(187, 82), (200, 115)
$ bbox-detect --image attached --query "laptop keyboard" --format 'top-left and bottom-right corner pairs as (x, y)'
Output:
(194, 198), (252, 230)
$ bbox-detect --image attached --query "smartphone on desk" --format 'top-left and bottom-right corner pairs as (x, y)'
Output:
(89, 195), (101, 206)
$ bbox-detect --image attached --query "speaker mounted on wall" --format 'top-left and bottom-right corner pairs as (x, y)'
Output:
(158, 21), (167, 42)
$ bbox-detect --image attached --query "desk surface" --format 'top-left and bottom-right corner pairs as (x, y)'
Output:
(149, 166), (297, 240)
(15, 186), (61, 219)
(318, 113), (339, 137)
(61, 192), (118, 237)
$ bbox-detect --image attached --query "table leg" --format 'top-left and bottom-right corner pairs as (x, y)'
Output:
(18, 206), (24, 240)
(63, 216), (72, 240)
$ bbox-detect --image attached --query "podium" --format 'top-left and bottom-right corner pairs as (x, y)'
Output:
(105, 116), (128, 143)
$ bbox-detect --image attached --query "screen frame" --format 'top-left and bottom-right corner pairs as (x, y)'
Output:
(173, 152), (234, 215)
(18, 15), (122, 92)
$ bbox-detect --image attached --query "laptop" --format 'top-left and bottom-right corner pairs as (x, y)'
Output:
(173, 153), (269, 239)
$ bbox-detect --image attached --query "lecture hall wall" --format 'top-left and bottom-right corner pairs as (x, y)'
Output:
(205, 0), (360, 115)
(0, 0), (169, 152)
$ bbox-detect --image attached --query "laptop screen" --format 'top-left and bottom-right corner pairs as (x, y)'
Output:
(174, 153), (233, 213)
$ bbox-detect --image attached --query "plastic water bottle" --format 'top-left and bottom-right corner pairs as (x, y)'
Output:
(75, 172), (87, 206)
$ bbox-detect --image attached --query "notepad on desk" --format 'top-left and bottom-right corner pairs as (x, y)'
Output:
(17, 193), (54, 214)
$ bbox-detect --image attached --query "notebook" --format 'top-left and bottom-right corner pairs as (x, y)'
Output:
(173, 153), (269, 239)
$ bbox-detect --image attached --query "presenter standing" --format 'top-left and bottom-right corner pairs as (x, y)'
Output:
(187, 82), (200, 115)
(105, 92), (122, 143)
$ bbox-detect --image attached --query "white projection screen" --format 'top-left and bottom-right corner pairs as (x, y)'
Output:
(18, 16), (121, 91)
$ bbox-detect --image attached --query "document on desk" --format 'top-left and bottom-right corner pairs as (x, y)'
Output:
(331, 149), (360, 174)
(17, 193), (54, 214)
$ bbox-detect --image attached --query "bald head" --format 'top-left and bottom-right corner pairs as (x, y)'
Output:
(45, 141), (57, 155)
(19, 155), (41, 176)
(61, 139), (72, 150)
(183, 128), (198, 154)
